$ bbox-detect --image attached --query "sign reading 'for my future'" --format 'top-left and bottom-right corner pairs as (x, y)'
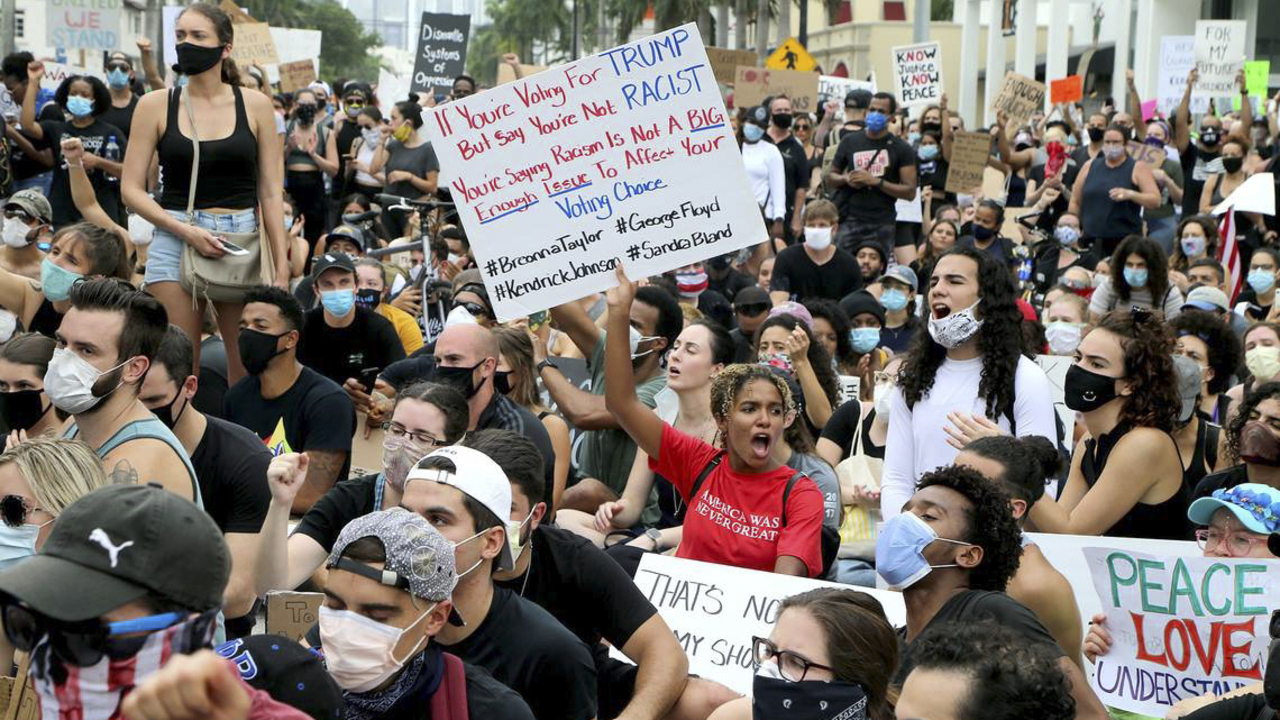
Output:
(426, 24), (764, 321)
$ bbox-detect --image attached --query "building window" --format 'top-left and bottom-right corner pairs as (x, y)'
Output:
(14, 9), (22, 38)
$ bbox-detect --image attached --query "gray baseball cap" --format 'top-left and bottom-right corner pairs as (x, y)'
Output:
(328, 508), (464, 625)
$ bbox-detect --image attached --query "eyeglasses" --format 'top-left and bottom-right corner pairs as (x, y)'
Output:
(735, 303), (769, 317)
(1195, 528), (1268, 557)
(873, 371), (898, 385)
(0, 495), (43, 528)
(2, 603), (186, 667)
(795, 124), (812, 131)
(751, 636), (832, 682)
(382, 422), (445, 449)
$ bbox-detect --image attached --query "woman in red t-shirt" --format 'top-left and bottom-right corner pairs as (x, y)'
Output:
(603, 265), (825, 577)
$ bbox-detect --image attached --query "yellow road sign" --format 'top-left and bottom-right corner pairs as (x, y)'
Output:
(766, 37), (816, 72)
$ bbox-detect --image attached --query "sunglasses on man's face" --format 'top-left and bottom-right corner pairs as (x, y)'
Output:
(2, 602), (188, 667)
(106, 64), (130, 74)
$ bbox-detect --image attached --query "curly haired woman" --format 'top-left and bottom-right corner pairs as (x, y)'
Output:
(1192, 381), (1280, 500)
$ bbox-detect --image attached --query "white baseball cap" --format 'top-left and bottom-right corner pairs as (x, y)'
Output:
(406, 446), (513, 571)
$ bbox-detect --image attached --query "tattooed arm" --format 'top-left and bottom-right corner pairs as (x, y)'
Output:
(294, 450), (346, 513)
(102, 441), (196, 501)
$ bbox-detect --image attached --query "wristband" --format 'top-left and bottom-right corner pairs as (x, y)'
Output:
(537, 358), (558, 373)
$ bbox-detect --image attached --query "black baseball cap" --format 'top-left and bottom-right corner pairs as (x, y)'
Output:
(311, 252), (357, 280)
(845, 89), (872, 109)
(215, 635), (343, 719)
(327, 224), (365, 252)
(745, 105), (770, 128)
(0, 484), (229, 622)
(735, 286), (770, 310)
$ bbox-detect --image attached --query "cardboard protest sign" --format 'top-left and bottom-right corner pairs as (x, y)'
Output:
(944, 130), (990, 193)
(1159, 36), (1206, 118)
(497, 61), (550, 86)
(1127, 140), (1168, 167)
(231, 22), (279, 66)
(705, 47), (756, 85)
(1245, 60), (1271, 98)
(766, 38), (816, 73)
(1194, 21), (1247, 99)
(1083, 547), (1275, 716)
(219, 0), (255, 23)
(890, 42), (941, 108)
(265, 591), (323, 643)
(817, 75), (874, 105)
(1049, 75), (1083, 105)
(48, 0), (121, 49)
(410, 12), (471, 96)
(425, 25), (765, 322)
(629, 554), (905, 694)
(733, 66), (819, 112)
(992, 71), (1046, 128)
(278, 59), (316, 93)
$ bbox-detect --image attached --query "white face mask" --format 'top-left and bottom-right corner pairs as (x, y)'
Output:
(873, 382), (893, 418)
(317, 604), (434, 693)
(1, 218), (30, 248)
(1044, 321), (1083, 356)
(628, 325), (662, 360)
(803, 226), (833, 251)
(43, 348), (127, 414)
(445, 304), (478, 328)
(506, 508), (535, 560)
(927, 301), (984, 349)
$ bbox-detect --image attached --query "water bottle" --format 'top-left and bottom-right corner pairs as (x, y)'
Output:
(103, 136), (120, 183)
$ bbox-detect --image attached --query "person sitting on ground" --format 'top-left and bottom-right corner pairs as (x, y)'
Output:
(755, 307), (839, 431)
(0, 333), (60, 446)
(769, 199), (863, 304)
(0, 189), (54, 280)
(355, 257), (423, 355)
(1088, 235), (1183, 321)
(729, 286), (771, 363)
(1226, 321), (1280, 417)
(492, 327), (571, 512)
(1173, 309), (1242, 425)
(297, 252), (405, 389)
(1193, 381), (1280, 499)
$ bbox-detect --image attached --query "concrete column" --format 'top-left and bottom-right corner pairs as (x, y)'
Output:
(983, 0), (1006, 126)
(1045, 0), (1069, 111)
(1111, 0), (1132, 113)
(1014, 0), (1037, 80)
(717, 4), (729, 47)
(959, 0), (981, 128)
(1133, 0), (1155, 112)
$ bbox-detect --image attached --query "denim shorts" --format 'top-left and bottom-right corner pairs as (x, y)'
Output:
(145, 208), (258, 285)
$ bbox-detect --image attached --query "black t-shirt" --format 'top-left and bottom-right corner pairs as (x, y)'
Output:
(696, 288), (733, 329)
(879, 323), (916, 354)
(729, 327), (755, 364)
(895, 590), (1062, 684)
(769, 245), (864, 302)
(831, 130), (917, 224)
(1191, 464), (1249, 501)
(1181, 144), (1222, 218)
(707, 268), (755, 303)
(958, 233), (1017, 266)
(295, 472), (379, 551)
(224, 366), (355, 480)
(820, 400), (885, 461)
(100, 95), (139, 141)
(380, 350), (437, 390)
(38, 118), (127, 228)
(11, 103), (62, 181)
(768, 134), (810, 218)
(190, 415), (273, 534)
(445, 586), (597, 720)
(495, 526), (657, 649)
(297, 306), (406, 388)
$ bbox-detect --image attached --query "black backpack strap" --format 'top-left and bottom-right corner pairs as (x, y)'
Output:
(780, 471), (806, 528)
(687, 454), (724, 506)
(1205, 421), (1220, 471)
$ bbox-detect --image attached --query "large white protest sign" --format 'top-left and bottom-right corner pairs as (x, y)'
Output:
(1083, 547), (1276, 716)
(38, 63), (103, 93)
(630, 553), (905, 694)
(1159, 36), (1207, 118)
(425, 24), (765, 322)
(48, 0), (121, 50)
(1212, 173), (1276, 217)
(817, 75), (874, 105)
(891, 42), (941, 108)
(1194, 21), (1248, 100)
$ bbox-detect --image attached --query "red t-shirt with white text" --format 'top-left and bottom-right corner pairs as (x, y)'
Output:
(650, 423), (824, 576)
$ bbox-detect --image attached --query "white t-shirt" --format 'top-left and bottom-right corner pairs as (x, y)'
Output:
(741, 140), (786, 221)
(881, 354), (1057, 518)
(1088, 275), (1183, 319)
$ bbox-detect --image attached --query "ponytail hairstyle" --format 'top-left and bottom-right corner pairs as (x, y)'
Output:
(178, 3), (241, 86)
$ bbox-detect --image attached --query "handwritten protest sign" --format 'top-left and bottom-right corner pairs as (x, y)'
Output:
(38, 63), (103, 93)
(410, 12), (470, 96)
(705, 47), (756, 84)
(48, 0), (121, 49)
(992, 71), (1046, 128)
(231, 22), (279, 66)
(425, 25), (765, 321)
(890, 42), (940, 108)
(218, 0), (254, 23)
(945, 130), (990, 193)
(1083, 547), (1275, 716)
(265, 591), (323, 643)
(1194, 21), (1247, 100)
(1245, 61), (1271, 98)
(733, 66), (819, 112)
(817, 75), (874, 105)
(630, 554), (905, 694)
(1050, 75), (1083, 105)
(278, 59), (316, 93)
(1159, 36), (1206, 118)
(1126, 140), (1167, 167)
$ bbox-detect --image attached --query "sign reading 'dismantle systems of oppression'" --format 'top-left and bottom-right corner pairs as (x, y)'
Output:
(426, 24), (765, 322)
(411, 12), (470, 96)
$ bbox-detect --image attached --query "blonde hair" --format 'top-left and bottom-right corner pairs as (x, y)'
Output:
(0, 438), (109, 516)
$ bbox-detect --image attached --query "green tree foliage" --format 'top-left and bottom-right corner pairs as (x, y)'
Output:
(241, 0), (383, 81)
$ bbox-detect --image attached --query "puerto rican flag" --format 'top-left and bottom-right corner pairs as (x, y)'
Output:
(1217, 207), (1242, 302)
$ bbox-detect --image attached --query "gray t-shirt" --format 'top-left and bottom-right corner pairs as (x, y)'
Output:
(787, 451), (840, 531)
(384, 139), (439, 198)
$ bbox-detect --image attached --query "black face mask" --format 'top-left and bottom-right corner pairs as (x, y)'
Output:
(752, 673), (869, 720)
(493, 370), (512, 395)
(1087, 127), (1105, 143)
(972, 224), (995, 241)
(434, 359), (486, 399)
(0, 390), (47, 431)
(771, 113), (793, 129)
(355, 288), (381, 310)
(238, 329), (288, 376)
(1222, 156), (1244, 174)
(295, 104), (317, 125)
(173, 43), (224, 76)
(1200, 129), (1221, 147)
(921, 121), (943, 134)
(1064, 363), (1121, 412)
(153, 390), (188, 430)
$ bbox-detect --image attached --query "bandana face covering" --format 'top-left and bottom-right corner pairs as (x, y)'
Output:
(752, 662), (869, 720)
(926, 301), (983, 349)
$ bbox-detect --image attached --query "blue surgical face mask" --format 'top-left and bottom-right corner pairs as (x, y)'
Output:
(65, 96), (93, 118)
(1123, 267), (1149, 288)
(880, 288), (908, 312)
(849, 327), (881, 354)
(875, 512), (970, 590)
(743, 124), (765, 143)
(1054, 225), (1080, 246)
(40, 258), (83, 303)
(106, 68), (130, 90)
(1180, 234), (1207, 258)
(0, 521), (48, 572)
(1249, 269), (1276, 294)
(865, 111), (888, 133)
(907, 131), (921, 145)
(320, 288), (356, 317)
(918, 144), (939, 161)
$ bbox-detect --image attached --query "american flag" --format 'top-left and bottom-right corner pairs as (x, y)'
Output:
(1218, 207), (1242, 302)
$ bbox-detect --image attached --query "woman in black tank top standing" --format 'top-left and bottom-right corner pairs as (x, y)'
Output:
(1028, 309), (1189, 540)
(1068, 124), (1161, 257)
(121, 2), (287, 384)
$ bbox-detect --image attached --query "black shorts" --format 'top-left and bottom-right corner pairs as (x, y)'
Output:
(593, 645), (640, 720)
(894, 221), (921, 248)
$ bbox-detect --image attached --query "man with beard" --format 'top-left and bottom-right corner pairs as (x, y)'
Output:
(54, 278), (199, 502)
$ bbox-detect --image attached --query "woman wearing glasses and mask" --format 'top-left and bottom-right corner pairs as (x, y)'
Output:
(250, 382), (468, 594)
(708, 588), (898, 720)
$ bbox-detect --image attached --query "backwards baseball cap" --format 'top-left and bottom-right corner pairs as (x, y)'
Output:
(215, 635), (343, 719)
(1172, 354), (1202, 424)
(327, 224), (365, 252)
(0, 484), (229, 622)
(1183, 285), (1230, 313)
(845, 89), (872, 109)
(5, 189), (52, 225)
(745, 105), (770, 128)
(405, 447), (514, 571)
(328, 507), (465, 625)
(311, 252), (356, 280)
(1189, 483), (1280, 534)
